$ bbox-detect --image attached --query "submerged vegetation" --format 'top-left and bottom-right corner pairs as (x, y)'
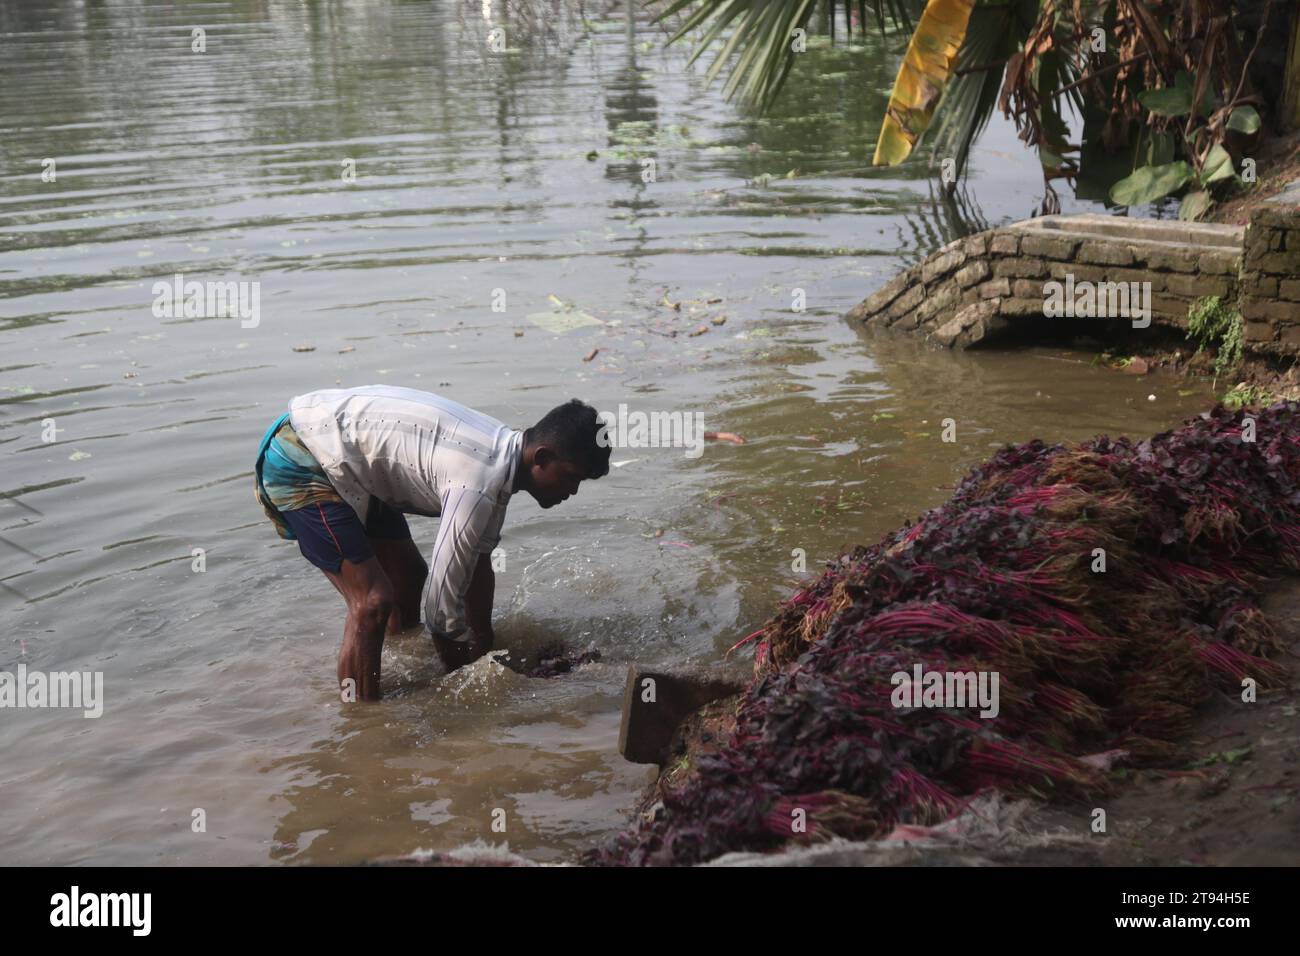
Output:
(591, 403), (1296, 865)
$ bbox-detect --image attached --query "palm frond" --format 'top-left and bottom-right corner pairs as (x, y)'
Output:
(654, 0), (925, 109)
(872, 0), (978, 166)
(926, 2), (1024, 181)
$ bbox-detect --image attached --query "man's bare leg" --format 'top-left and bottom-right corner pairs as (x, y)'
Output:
(370, 536), (427, 634)
(320, 556), (393, 701)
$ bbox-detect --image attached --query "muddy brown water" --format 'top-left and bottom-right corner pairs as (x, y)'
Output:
(0, 0), (1214, 864)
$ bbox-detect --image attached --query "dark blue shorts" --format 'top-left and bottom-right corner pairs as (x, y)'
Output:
(280, 495), (412, 573)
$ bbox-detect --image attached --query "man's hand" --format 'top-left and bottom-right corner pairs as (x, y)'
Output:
(432, 628), (493, 672)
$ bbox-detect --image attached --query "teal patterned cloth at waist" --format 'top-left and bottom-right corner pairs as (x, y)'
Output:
(254, 412), (345, 540)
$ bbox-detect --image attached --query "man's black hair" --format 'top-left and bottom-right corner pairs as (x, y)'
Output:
(525, 399), (611, 479)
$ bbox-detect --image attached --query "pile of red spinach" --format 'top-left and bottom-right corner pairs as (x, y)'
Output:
(588, 403), (1299, 866)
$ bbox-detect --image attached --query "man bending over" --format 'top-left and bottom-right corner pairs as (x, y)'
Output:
(253, 385), (609, 700)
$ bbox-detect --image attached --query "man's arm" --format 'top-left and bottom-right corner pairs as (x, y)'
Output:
(434, 553), (495, 671)
(424, 489), (502, 672)
(464, 551), (495, 641)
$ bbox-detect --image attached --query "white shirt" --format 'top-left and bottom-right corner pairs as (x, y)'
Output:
(288, 385), (522, 641)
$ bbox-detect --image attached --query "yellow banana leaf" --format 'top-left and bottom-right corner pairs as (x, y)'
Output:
(873, 0), (977, 166)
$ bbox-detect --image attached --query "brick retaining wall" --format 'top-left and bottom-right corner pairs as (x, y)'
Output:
(847, 186), (1298, 351)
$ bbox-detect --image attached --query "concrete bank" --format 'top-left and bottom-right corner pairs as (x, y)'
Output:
(847, 185), (1299, 351)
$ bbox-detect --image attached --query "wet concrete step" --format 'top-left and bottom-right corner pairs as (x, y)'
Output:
(619, 663), (747, 765)
(1016, 213), (1244, 250)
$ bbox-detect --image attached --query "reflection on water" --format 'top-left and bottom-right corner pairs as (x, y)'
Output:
(0, 0), (1211, 864)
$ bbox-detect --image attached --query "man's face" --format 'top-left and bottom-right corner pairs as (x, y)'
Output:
(528, 450), (587, 508)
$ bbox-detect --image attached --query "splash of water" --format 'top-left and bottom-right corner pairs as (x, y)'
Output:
(437, 648), (524, 705)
